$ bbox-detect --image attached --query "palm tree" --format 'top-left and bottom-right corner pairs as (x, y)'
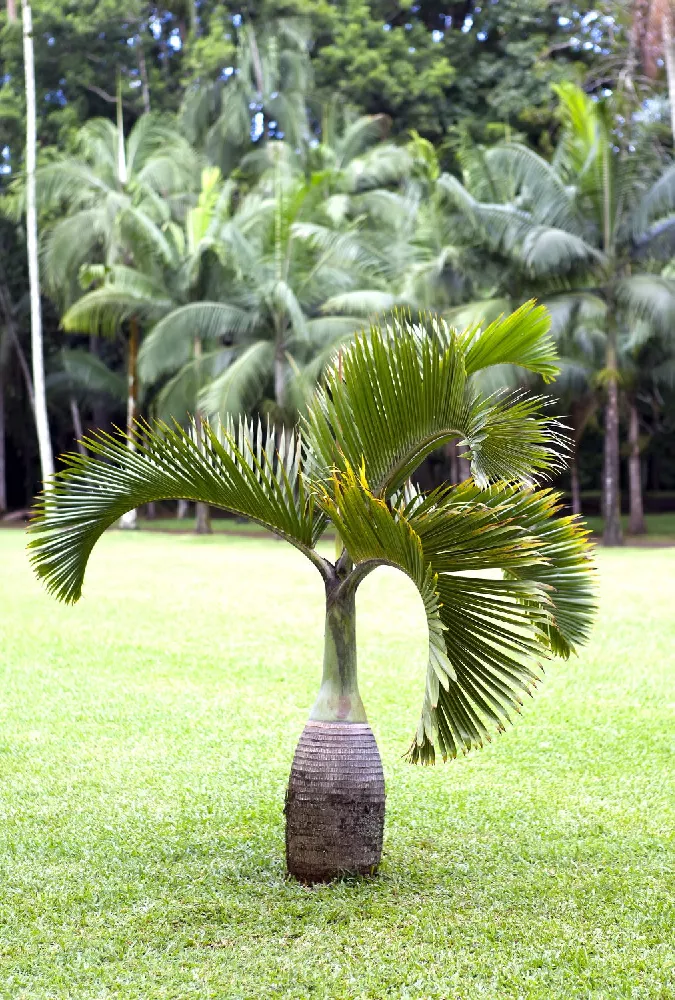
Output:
(28, 303), (596, 882)
(137, 166), (381, 427)
(38, 106), (197, 526)
(443, 83), (675, 545)
(181, 17), (311, 175)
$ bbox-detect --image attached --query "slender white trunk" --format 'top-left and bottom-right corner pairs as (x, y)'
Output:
(119, 316), (138, 529)
(193, 336), (212, 535)
(663, 11), (675, 144)
(177, 498), (189, 519)
(22, 0), (53, 483)
(69, 396), (86, 456)
(0, 369), (6, 513)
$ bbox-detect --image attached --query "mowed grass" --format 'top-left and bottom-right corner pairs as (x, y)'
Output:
(0, 531), (673, 1000)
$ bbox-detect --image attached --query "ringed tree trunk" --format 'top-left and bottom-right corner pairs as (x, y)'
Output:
(285, 582), (385, 883)
(602, 319), (623, 546)
(627, 399), (647, 535)
(119, 316), (139, 529)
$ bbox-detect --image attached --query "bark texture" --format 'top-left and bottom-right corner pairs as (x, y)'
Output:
(285, 721), (385, 883)
(627, 400), (647, 534)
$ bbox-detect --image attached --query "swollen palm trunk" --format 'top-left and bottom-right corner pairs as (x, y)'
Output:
(285, 587), (385, 882)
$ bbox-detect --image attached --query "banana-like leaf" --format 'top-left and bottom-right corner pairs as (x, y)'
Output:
(29, 418), (326, 603)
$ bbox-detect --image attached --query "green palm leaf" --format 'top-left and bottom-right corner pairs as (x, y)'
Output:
(317, 469), (596, 764)
(305, 311), (563, 498)
(29, 418), (326, 603)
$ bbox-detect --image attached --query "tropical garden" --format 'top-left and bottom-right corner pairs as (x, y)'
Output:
(1, 2), (674, 997)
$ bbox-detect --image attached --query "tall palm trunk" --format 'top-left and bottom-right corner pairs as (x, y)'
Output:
(570, 444), (582, 517)
(0, 368), (6, 514)
(22, 0), (54, 484)
(602, 319), (623, 546)
(627, 399), (647, 535)
(119, 316), (139, 529)
(285, 582), (385, 882)
(193, 336), (212, 535)
(663, 8), (675, 143)
(69, 396), (86, 456)
(274, 339), (287, 417)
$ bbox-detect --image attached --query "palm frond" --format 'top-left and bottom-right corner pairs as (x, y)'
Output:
(457, 300), (559, 382)
(29, 418), (326, 603)
(138, 303), (257, 384)
(199, 341), (274, 419)
(317, 470), (596, 764)
(305, 313), (564, 498)
(617, 274), (675, 338)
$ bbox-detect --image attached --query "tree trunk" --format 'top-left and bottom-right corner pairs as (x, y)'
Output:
(193, 337), (212, 535)
(119, 316), (139, 529)
(602, 321), (623, 546)
(0, 368), (6, 514)
(445, 439), (459, 485)
(274, 339), (287, 418)
(22, 0), (54, 484)
(177, 498), (189, 519)
(7, 0), (16, 23)
(69, 396), (86, 456)
(457, 451), (471, 481)
(663, 10), (675, 144)
(627, 400), (647, 535)
(570, 447), (582, 517)
(285, 585), (385, 883)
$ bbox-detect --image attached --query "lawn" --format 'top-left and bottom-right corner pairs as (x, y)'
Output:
(0, 530), (673, 999)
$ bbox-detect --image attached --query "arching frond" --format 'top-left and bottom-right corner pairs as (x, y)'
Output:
(317, 470), (595, 764)
(484, 144), (580, 230)
(522, 226), (604, 276)
(457, 300), (559, 382)
(199, 341), (274, 419)
(617, 274), (675, 337)
(138, 303), (257, 383)
(321, 290), (398, 316)
(62, 286), (169, 338)
(29, 418), (326, 604)
(56, 348), (126, 402)
(305, 312), (564, 498)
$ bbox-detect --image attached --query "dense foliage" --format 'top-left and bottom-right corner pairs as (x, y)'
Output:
(2, 1), (675, 539)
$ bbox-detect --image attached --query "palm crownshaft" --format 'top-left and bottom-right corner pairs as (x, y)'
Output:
(29, 306), (596, 880)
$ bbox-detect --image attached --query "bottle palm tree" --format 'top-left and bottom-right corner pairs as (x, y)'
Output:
(443, 83), (675, 546)
(28, 304), (596, 883)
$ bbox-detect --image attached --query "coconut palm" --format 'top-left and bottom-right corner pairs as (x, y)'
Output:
(443, 82), (675, 545)
(139, 168), (382, 427)
(181, 18), (312, 175)
(28, 303), (596, 882)
(35, 104), (197, 526)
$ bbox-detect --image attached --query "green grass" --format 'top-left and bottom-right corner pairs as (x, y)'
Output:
(583, 511), (675, 542)
(1, 531), (673, 999)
